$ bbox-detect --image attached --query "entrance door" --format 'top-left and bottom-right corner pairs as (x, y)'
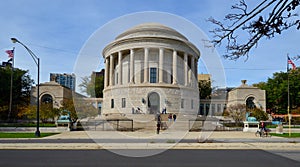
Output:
(148, 92), (160, 114)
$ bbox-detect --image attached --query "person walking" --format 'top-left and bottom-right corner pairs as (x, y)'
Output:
(156, 114), (161, 134)
(168, 113), (172, 122)
(173, 114), (177, 122)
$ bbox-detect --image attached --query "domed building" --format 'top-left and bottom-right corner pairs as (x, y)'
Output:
(102, 23), (200, 115)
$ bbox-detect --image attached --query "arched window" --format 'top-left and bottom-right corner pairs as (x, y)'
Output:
(41, 94), (53, 104)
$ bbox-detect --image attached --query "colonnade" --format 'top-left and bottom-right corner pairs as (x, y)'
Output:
(104, 47), (198, 88)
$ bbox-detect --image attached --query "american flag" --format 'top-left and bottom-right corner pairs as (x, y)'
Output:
(288, 56), (296, 70)
(5, 50), (14, 58)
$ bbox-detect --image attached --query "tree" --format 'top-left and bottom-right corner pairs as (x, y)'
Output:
(198, 80), (212, 99)
(226, 104), (247, 125)
(60, 99), (78, 123)
(253, 68), (300, 114)
(23, 104), (60, 123)
(209, 0), (300, 60)
(40, 103), (60, 123)
(250, 107), (269, 121)
(79, 72), (104, 98)
(0, 66), (33, 120)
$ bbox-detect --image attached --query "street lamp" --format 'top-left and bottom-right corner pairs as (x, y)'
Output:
(11, 38), (40, 137)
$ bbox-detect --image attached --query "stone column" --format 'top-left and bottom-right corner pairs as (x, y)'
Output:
(159, 48), (164, 83)
(144, 48), (149, 83)
(118, 51), (122, 85)
(191, 56), (195, 87)
(130, 49), (134, 83)
(104, 57), (109, 88)
(172, 50), (177, 84)
(109, 55), (114, 86)
(184, 53), (188, 86)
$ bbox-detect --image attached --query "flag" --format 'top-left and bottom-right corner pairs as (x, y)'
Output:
(5, 50), (14, 58)
(288, 56), (296, 70)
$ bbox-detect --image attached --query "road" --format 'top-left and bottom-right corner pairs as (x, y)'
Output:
(0, 149), (299, 167)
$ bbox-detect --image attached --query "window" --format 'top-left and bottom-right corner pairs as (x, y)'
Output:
(150, 68), (157, 83)
(111, 99), (114, 108)
(191, 100), (194, 109)
(181, 99), (184, 109)
(122, 98), (126, 108)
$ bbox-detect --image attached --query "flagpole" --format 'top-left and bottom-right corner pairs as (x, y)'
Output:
(287, 54), (291, 137)
(8, 47), (15, 121)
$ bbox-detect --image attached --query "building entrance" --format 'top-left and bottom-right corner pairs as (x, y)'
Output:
(148, 92), (160, 114)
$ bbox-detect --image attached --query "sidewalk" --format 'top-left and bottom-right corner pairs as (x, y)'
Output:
(1, 130), (300, 150)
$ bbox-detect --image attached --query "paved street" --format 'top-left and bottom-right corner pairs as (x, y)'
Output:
(0, 149), (299, 167)
(0, 131), (300, 165)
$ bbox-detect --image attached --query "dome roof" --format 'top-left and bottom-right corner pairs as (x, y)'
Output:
(115, 23), (189, 41)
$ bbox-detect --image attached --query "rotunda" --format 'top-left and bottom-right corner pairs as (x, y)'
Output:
(102, 23), (200, 115)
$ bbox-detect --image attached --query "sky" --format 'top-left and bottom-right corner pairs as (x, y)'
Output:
(1, 0), (299, 93)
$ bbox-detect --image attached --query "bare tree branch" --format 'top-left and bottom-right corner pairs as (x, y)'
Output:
(209, 0), (300, 60)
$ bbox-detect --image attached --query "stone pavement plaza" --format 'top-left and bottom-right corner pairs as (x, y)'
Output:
(1, 131), (300, 150)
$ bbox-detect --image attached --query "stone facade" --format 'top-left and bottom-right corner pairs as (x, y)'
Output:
(31, 81), (73, 108)
(102, 23), (200, 115)
(227, 80), (266, 111)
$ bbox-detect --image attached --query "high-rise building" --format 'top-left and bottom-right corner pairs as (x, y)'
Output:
(50, 73), (76, 91)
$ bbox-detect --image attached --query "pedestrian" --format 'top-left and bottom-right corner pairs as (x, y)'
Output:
(161, 107), (166, 114)
(156, 114), (161, 134)
(156, 121), (161, 134)
(168, 113), (172, 122)
(132, 107), (135, 114)
(173, 114), (177, 122)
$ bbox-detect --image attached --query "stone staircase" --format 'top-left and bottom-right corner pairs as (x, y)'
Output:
(80, 113), (203, 132)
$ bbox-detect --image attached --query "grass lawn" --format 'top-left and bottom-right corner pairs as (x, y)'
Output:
(0, 132), (59, 138)
(0, 123), (56, 127)
(270, 133), (300, 138)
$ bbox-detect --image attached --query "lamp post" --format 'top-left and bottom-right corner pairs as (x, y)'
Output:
(11, 38), (40, 137)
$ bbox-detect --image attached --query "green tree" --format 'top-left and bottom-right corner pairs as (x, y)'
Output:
(250, 107), (269, 121)
(209, 0), (300, 59)
(24, 104), (60, 123)
(198, 80), (212, 99)
(40, 103), (60, 123)
(253, 69), (300, 114)
(0, 66), (33, 120)
(60, 99), (78, 123)
(79, 72), (104, 98)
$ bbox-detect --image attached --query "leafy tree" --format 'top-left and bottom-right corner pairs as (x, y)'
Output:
(198, 80), (212, 99)
(226, 103), (247, 125)
(79, 72), (104, 98)
(40, 103), (60, 123)
(209, 0), (300, 59)
(24, 104), (60, 123)
(253, 68), (300, 114)
(60, 99), (78, 123)
(250, 107), (269, 121)
(0, 66), (33, 120)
